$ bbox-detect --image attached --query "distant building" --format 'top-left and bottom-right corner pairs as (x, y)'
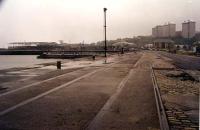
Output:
(163, 24), (169, 37)
(152, 23), (176, 38)
(157, 25), (163, 37)
(175, 31), (182, 37)
(195, 32), (200, 41)
(152, 27), (157, 38)
(153, 39), (175, 50)
(144, 44), (153, 48)
(168, 24), (176, 37)
(182, 21), (196, 38)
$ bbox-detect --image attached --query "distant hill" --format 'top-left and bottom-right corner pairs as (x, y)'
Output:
(93, 36), (154, 47)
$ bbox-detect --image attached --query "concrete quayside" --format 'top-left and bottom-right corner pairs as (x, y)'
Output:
(0, 51), (199, 130)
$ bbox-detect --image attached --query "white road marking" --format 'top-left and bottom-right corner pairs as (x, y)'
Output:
(0, 57), (116, 98)
(0, 69), (102, 116)
(0, 68), (84, 98)
(0, 53), (140, 117)
(87, 55), (142, 130)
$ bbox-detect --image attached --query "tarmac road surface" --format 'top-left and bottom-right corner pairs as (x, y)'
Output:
(159, 52), (200, 70)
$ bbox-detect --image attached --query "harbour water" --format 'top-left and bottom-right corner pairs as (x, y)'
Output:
(0, 55), (59, 70)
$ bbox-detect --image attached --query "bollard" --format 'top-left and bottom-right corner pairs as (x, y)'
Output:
(104, 58), (107, 64)
(57, 61), (61, 69)
(92, 55), (96, 60)
(121, 47), (124, 54)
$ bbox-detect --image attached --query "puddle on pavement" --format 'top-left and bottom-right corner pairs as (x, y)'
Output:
(5, 71), (38, 77)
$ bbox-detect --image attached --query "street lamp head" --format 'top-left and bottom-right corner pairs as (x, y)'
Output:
(104, 8), (107, 12)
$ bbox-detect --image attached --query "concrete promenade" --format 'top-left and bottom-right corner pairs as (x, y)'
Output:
(1, 51), (198, 130)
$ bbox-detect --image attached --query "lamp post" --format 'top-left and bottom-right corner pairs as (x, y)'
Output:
(104, 8), (107, 57)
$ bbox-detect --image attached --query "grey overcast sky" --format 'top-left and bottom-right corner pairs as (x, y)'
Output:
(0, 0), (200, 47)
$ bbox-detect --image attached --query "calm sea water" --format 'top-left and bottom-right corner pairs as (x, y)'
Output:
(0, 55), (59, 70)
